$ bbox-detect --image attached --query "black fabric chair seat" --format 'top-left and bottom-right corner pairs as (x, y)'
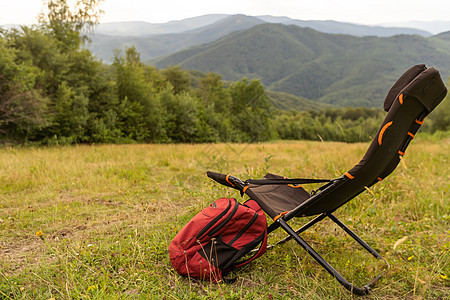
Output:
(246, 173), (311, 219)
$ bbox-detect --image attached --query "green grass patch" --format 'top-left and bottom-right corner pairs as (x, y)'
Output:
(0, 140), (448, 299)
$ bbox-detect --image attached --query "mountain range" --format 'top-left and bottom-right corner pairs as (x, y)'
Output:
(92, 14), (447, 37)
(88, 14), (438, 63)
(85, 14), (450, 109)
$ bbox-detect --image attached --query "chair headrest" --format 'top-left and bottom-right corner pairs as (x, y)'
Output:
(384, 64), (447, 112)
(401, 67), (447, 112)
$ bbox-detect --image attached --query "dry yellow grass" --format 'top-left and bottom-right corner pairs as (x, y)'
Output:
(0, 138), (448, 299)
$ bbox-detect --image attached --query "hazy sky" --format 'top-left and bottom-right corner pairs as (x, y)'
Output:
(1, 0), (450, 25)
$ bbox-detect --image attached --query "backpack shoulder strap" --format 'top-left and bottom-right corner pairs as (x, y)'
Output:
(234, 230), (268, 268)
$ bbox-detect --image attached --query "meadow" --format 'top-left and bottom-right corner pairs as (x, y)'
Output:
(0, 138), (448, 299)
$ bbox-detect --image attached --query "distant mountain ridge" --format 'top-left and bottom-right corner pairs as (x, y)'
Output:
(154, 24), (450, 108)
(257, 16), (432, 37)
(92, 14), (229, 36)
(94, 14), (434, 37)
(88, 14), (435, 63)
(88, 15), (265, 63)
(380, 20), (450, 35)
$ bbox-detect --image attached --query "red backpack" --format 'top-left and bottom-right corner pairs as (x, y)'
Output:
(169, 198), (268, 282)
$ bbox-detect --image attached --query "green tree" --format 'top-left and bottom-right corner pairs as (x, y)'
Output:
(113, 47), (165, 142)
(144, 65), (167, 92)
(163, 66), (191, 95)
(46, 82), (89, 142)
(159, 87), (203, 142)
(197, 72), (232, 111)
(229, 78), (275, 142)
(196, 73), (234, 141)
(0, 37), (48, 141)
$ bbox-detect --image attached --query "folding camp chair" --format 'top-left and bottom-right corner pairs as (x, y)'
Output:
(206, 65), (447, 295)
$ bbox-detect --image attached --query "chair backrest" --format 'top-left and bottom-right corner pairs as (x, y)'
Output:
(292, 65), (447, 217)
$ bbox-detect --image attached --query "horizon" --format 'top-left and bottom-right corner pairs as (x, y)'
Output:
(96, 14), (450, 26)
(92, 15), (450, 36)
(3, 13), (450, 36)
(1, 0), (450, 31)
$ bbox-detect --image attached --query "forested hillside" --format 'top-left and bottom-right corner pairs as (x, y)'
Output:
(155, 24), (450, 107)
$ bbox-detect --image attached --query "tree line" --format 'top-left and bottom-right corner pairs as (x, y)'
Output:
(0, 0), (448, 145)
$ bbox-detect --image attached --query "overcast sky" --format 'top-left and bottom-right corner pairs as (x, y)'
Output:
(1, 0), (450, 26)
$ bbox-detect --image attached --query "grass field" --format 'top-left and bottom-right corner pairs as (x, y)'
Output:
(0, 138), (448, 299)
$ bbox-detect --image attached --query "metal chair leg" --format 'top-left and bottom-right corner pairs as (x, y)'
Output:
(276, 218), (388, 296)
(327, 213), (390, 267)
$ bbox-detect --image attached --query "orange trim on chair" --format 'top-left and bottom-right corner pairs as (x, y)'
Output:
(243, 186), (249, 193)
(273, 211), (289, 221)
(407, 132), (415, 139)
(345, 172), (355, 179)
(288, 184), (303, 188)
(378, 121), (393, 145)
(225, 174), (235, 187)
(398, 150), (405, 156)
(399, 93), (404, 104)
(415, 119), (425, 125)
(377, 177), (383, 181)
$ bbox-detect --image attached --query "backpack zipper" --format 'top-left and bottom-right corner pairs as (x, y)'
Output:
(208, 198), (239, 237)
(196, 199), (232, 239)
(228, 212), (258, 246)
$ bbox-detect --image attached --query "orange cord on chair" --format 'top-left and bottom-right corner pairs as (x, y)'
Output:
(225, 174), (235, 187)
(273, 211), (289, 221)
